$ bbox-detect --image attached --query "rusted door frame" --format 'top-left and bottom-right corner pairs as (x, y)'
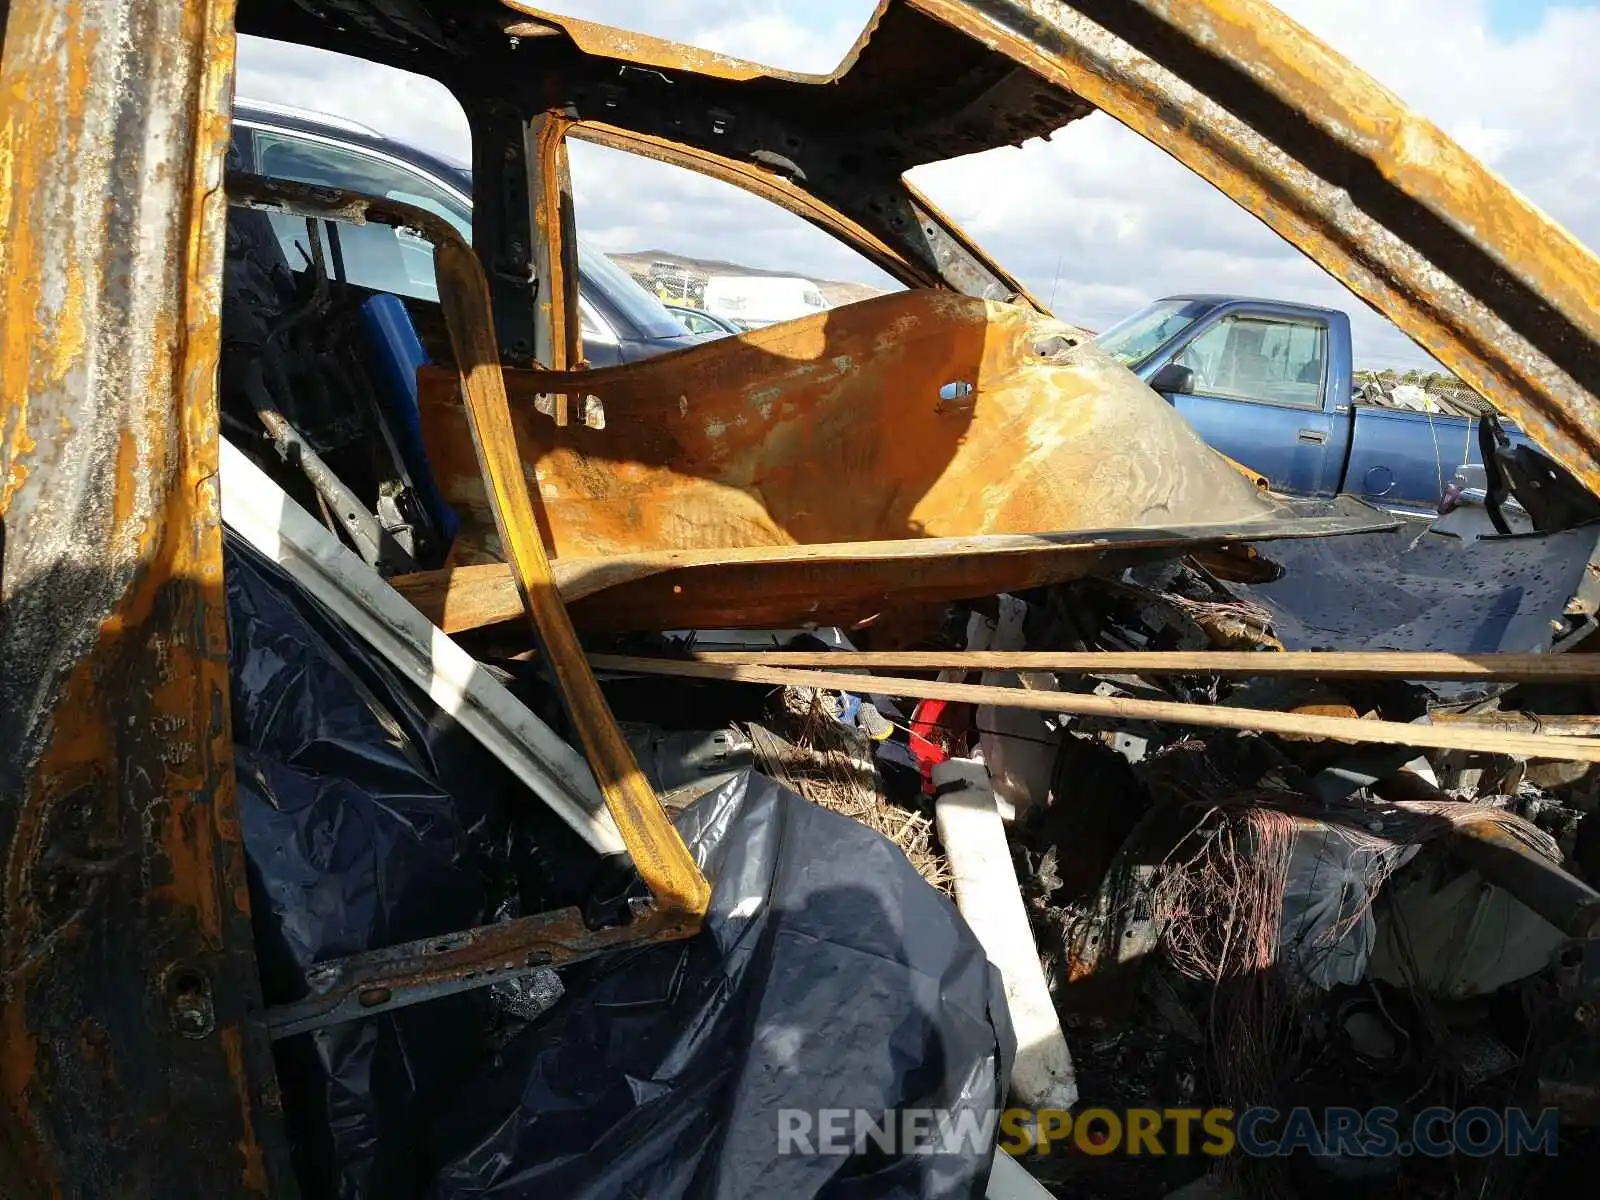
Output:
(225, 173), (712, 918)
(526, 112), (582, 383)
(0, 1), (295, 1195)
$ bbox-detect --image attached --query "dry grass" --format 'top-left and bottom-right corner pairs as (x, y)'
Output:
(750, 688), (953, 893)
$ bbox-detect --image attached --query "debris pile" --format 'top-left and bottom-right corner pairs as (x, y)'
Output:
(143, 167), (1600, 1200)
(603, 570), (1600, 1199)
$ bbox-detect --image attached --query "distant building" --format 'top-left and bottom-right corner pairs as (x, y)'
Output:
(702, 275), (829, 328)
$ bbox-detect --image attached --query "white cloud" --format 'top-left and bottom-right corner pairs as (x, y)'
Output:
(236, 0), (1600, 370)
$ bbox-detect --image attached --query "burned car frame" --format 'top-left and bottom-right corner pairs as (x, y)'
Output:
(5, 0), (1600, 1195)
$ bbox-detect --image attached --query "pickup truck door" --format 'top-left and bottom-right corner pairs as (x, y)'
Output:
(1155, 312), (1338, 495)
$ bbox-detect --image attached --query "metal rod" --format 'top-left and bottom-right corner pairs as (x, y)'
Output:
(664, 648), (1600, 683)
(240, 360), (396, 569)
(588, 655), (1600, 764)
(266, 899), (698, 1039)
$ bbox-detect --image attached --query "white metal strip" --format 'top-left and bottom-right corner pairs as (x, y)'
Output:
(219, 439), (624, 856)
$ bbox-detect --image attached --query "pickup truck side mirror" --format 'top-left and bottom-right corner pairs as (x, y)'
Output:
(1149, 362), (1195, 395)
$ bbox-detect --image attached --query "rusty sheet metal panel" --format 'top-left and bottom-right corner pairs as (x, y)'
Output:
(391, 502), (1396, 634)
(418, 289), (1284, 562)
(0, 2), (294, 1195)
(911, 0), (1600, 496)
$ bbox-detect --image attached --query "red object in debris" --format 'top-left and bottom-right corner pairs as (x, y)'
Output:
(909, 699), (972, 795)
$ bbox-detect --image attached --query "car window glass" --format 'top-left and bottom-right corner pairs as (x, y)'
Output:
(251, 129), (472, 302)
(1176, 316), (1326, 408)
(1093, 299), (1208, 366)
(676, 310), (721, 335)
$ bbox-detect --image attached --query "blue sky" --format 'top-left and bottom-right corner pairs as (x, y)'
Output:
(1487, 0), (1596, 36)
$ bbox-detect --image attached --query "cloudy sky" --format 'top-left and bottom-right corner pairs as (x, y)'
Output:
(237, 1), (1600, 370)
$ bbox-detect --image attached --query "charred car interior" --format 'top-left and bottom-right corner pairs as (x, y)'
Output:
(8, 1), (1600, 1198)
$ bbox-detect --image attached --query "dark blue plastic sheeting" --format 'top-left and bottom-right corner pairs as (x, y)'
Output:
(227, 532), (524, 1199)
(429, 767), (1013, 1200)
(226, 535), (1010, 1200)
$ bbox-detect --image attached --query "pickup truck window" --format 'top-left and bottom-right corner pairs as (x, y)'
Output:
(1174, 315), (1326, 409)
(1094, 299), (1209, 365)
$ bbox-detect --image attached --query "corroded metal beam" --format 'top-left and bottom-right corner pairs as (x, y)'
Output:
(526, 111), (581, 379)
(0, 1), (294, 1194)
(388, 505), (1397, 634)
(265, 899), (697, 1039)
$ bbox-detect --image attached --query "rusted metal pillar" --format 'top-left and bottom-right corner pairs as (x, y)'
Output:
(526, 111), (582, 377)
(0, 0), (293, 1194)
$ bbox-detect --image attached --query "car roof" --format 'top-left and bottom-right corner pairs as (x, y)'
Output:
(233, 98), (474, 197)
(1161, 293), (1344, 318)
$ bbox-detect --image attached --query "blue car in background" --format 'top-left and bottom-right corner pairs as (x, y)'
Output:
(1096, 294), (1529, 509)
(230, 99), (702, 366)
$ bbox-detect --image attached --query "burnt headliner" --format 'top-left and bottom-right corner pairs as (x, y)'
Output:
(241, 1), (1090, 166)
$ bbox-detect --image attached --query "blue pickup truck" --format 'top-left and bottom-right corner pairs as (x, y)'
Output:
(1095, 295), (1526, 509)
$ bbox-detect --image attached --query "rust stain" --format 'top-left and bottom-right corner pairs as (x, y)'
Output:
(0, 982), (44, 1186)
(219, 1026), (268, 1193)
(418, 288), (1281, 567)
